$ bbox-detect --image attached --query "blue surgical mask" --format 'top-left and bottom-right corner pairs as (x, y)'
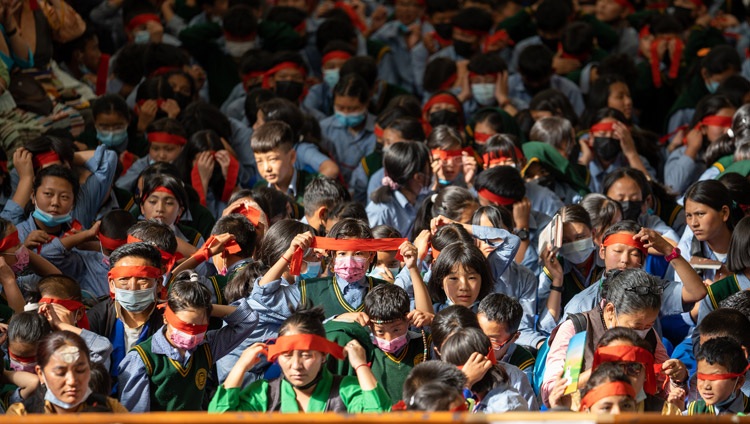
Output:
(115, 287), (156, 312)
(323, 68), (340, 88)
(471, 83), (496, 106)
(301, 260), (321, 279)
(133, 30), (151, 44)
(97, 128), (128, 147)
(334, 110), (366, 128)
(706, 80), (720, 94)
(33, 207), (73, 227)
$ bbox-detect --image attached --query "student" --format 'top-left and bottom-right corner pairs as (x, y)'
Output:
(477, 293), (536, 384)
(6, 331), (128, 414)
(687, 337), (750, 415)
(303, 42), (355, 119)
(208, 307), (391, 412)
(463, 53), (514, 116)
(85, 94), (145, 158)
(116, 118), (187, 192)
(700, 104), (750, 181)
(580, 193), (622, 245)
(207, 214), (257, 284)
(422, 92), (464, 134)
(427, 7), (493, 64)
(252, 121), (316, 206)
(368, 225), (404, 283)
(302, 176), (349, 236)
(404, 382), (467, 411)
(7, 312), (51, 374)
(400, 360), (467, 409)
(320, 74), (377, 184)
(118, 273), (259, 411)
(427, 242), (492, 312)
(574, 363), (637, 414)
(427, 125), (477, 189)
(366, 142), (432, 238)
(584, 74), (634, 125)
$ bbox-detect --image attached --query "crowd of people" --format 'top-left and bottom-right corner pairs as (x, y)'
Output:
(1, 0), (750, 416)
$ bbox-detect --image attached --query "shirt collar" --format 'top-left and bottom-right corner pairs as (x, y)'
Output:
(152, 326), (195, 360)
(269, 169), (299, 198)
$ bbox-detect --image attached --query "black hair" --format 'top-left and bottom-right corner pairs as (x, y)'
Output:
(258, 219), (314, 267)
(328, 201), (367, 223)
(440, 327), (509, 394)
(278, 305), (327, 337)
(423, 58), (457, 94)
(333, 73), (370, 104)
(371, 142), (431, 204)
(482, 133), (523, 165)
(431, 224), (474, 251)
(425, 0), (460, 14)
(385, 96), (423, 119)
(428, 242), (492, 305)
(684, 180), (744, 231)
(128, 220), (178, 255)
(431, 305), (480, 352)
(534, 0), (571, 33)
(473, 108), (506, 135)
(717, 75), (750, 108)
(36, 331), (91, 370)
(405, 382), (463, 411)
(696, 337), (747, 375)
(251, 121), (295, 153)
(338, 57), (378, 92)
(701, 45), (741, 78)
(258, 98), (304, 141)
(519, 44), (554, 82)
(580, 362), (634, 401)
(315, 18), (356, 54)
(705, 104), (750, 165)
(211, 214), (257, 258)
(92, 94), (131, 122)
(32, 165), (80, 209)
(467, 53), (507, 75)
(386, 117), (425, 142)
(265, 6), (306, 31)
(25, 135), (75, 168)
(100, 210), (137, 243)
(601, 268), (662, 315)
(529, 89), (579, 128)
(584, 74), (629, 124)
(727, 217), (750, 273)
(303, 176), (349, 218)
(412, 187), (477, 239)
(688, 94), (734, 131)
(168, 272), (213, 317)
(8, 311), (51, 344)
(89, 362), (112, 397)
(38, 275), (83, 302)
(596, 327), (654, 354)
(244, 88), (277, 126)
(602, 167), (652, 201)
(559, 204), (592, 230)
(581, 193), (622, 235)
(223, 262), (265, 303)
(372, 225), (401, 239)
(147, 117), (187, 138)
(529, 116), (575, 152)
(180, 101), (232, 141)
(109, 241), (162, 269)
(223, 5), (258, 38)
(364, 284), (410, 322)
(451, 7), (492, 32)
(472, 205), (513, 230)
(477, 293), (522, 333)
(142, 43), (189, 77)
(426, 125), (463, 150)
(475, 166), (525, 202)
(250, 187), (298, 222)
(403, 360), (467, 400)
(719, 172), (750, 212)
(328, 217), (372, 240)
(140, 173), (189, 218)
(111, 43), (147, 87)
(321, 40), (357, 57)
(719, 291), (750, 326)
(696, 308), (750, 352)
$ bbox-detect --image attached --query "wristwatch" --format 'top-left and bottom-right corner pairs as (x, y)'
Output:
(665, 247), (681, 262)
(514, 228), (530, 241)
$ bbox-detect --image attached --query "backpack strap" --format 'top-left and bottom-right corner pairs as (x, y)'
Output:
(325, 375), (347, 413)
(568, 312), (587, 333)
(266, 377), (283, 412)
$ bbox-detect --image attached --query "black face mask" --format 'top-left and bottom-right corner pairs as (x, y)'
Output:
(429, 110), (461, 129)
(275, 81), (304, 102)
(670, 6), (694, 30)
(434, 23), (453, 41)
(453, 40), (476, 59)
(619, 200), (643, 222)
(173, 93), (192, 112)
(535, 174), (556, 190)
(593, 136), (621, 162)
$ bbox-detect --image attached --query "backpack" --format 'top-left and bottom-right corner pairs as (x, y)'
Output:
(532, 313), (587, 397)
(266, 375), (346, 412)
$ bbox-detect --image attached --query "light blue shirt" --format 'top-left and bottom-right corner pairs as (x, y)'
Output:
(302, 82), (334, 118)
(294, 142), (329, 175)
(665, 145), (706, 194)
(366, 190), (417, 239)
(525, 181), (564, 218)
(320, 113), (377, 184)
(507, 73), (585, 116)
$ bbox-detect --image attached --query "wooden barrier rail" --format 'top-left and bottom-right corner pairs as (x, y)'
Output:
(4, 412), (750, 424)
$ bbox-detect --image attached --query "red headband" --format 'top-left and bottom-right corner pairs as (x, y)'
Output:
(700, 115), (732, 128)
(374, 124), (384, 139)
(612, 0), (635, 12)
(261, 62), (307, 89)
(478, 188), (515, 206)
(602, 233), (648, 257)
(242, 71), (265, 89)
(423, 94), (462, 119)
(593, 345), (658, 394)
(580, 381), (636, 411)
(149, 66), (180, 77)
(107, 265), (163, 280)
(148, 132), (187, 146)
(95, 53), (110, 96)
(8, 351), (36, 363)
(126, 234), (180, 271)
(474, 132), (491, 144)
(0, 230), (19, 252)
(190, 153), (240, 206)
(127, 13), (160, 32)
(98, 233), (126, 251)
(322, 51), (352, 65)
(431, 31), (452, 49)
(191, 235), (243, 263)
(698, 363), (750, 381)
(456, 346), (498, 370)
(229, 203), (263, 228)
(590, 122), (615, 133)
(431, 147), (474, 161)
(267, 334), (345, 362)
(481, 147), (523, 167)
(557, 42), (589, 62)
(483, 29), (513, 52)
(161, 304), (208, 335)
(39, 297), (90, 330)
(289, 237), (406, 276)
(33, 151), (61, 168)
(438, 73), (458, 91)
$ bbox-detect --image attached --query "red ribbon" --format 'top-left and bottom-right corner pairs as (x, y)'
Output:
(8, 351), (35, 363)
(289, 237), (406, 276)
(592, 345), (657, 394)
(438, 73), (458, 91)
(98, 233), (126, 251)
(148, 132), (187, 146)
(430, 31), (453, 49)
(142, 186), (177, 205)
(700, 115), (732, 128)
(431, 147), (475, 161)
(483, 29), (513, 51)
(127, 13), (161, 32)
(557, 42), (589, 61)
(481, 146), (523, 166)
(126, 234), (181, 271)
(242, 71), (265, 89)
(267, 334), (345, 362)
(602, 233), (648, 257)
(477, 188), (515, 206)
(191, 235), (242, 263)
(580, 381), (636, 411)
(95, 53), (110, 96)
(150, 66), (180, 78)
(648, 36), (683, 88)
(120, 151), (137, 176)
(190, 153), (240, 206)
(160, 304), (208, 335)
(227, 203), (263, 227)
(39, 297), (90, 330)
(107, 265), (163, 280)
(474, 132), (491, 144)
(373, 124), (384, 139)
(0, 230), (19, 252)
(322, 50), (352, 64)
(590, 122), (615, 133)
(697, 363), (750, 381)
(261, 62), (307, 90)
(32, 151), (61, 168)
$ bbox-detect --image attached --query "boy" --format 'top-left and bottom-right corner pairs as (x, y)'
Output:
(252, 121), (316, 206)
(688, 337), (750, 415)
(477, 293), (535, 385)
(302, 176), (349, 236)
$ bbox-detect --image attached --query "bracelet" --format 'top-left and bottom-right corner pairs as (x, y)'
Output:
(550, 285), (563, 293)
(281, 255), (291, 264)
(354, 363), (370, 372)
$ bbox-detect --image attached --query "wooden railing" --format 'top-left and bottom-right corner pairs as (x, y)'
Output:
(4, 412), (750, 424)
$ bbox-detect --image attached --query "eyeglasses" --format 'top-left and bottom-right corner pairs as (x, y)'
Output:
(616, 362), (644, 377)
(624, 285), (663, 296)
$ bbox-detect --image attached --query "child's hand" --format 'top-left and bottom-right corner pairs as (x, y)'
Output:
(24, 230), (49, 249)
(413, 230), (431, 261)
(548, 375), (572, 409)
(0, 257), (16, 285)
(613, 121), (636, 157)
(667, 386), (686, 409)
(512, 197), (531, 231)
(137, 99), (158, 133)
(542, 245), (563, 282)
(370, 265), (395, 282)
(633, 228), (671, 256)
(430, 215), (455, 234)
(205, 232), (235, 257)
(284, 231), (314, 260)
(86, 221), (101, 239)
(160, 98), (181, 119)
(195, 151), (215, 183)
(462, 153), (478, 186)
(214, 150), (232, 179)
(407, 309), (433, 328)
(38, 303), (65, 330)
(343, 339), (368, 368)
(661, 358), (688, 384)
(335, 312), (369, 326)
(13, 147), (34, 179)
(238, 342), (267, 370)
(461, 352), (493, 389)
(399, 241), (418, 271)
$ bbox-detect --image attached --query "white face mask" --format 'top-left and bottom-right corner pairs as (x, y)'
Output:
(225, 40), (255, 58)
(633, 328), (651, 338)
(471, 83), (496, 106)
(558, 237), (596, 265)
(41, 373), (93, 410)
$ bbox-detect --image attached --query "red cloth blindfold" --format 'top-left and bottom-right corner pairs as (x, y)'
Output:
(148, 132), (187, 146)
(39, 297), (90, 330)
(107, 265), (163, 280)
(592, 345), (658, 394)
(477, 188), (516, 206)
(580, 381), (636, 411)
(590, 122), (615, 133)
(322, 51), (352, 64)
(697, 363), (750, 381)
(602, 233), (648, 257)
(161, 304), (208, 335)
(266, 334), (345, 362)
(0, 230), (19, 252)
(33, 151), (61, 168)
(126, 234), (181, 271)
(289, 237), (406, 276)
(261, 62), (307, 89)
(98, 233), (126, 251)
(127, 13), (160, 32)
(190, 152), (240, 206)
(431, 147), (475, 161)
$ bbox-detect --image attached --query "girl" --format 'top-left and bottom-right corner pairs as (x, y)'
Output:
(665, 95), (735, 193)
(319, 74), (377, 184)
(118, 273), (259, 411)
(427, 125), (477, 188)
(6, 331), (127, 414)
(209, 307), (391, 412)
(139, 173), (204, 257)
(366, 141), (431, 239)
(0, 217), (60, 287)
(580, 193), (622, 245)
(7, 312), (51, 374)
(700, 104), (750, 181)
(470, 108), (523, 148)
(528, 90), (580, 129)
(427, 242), (491, 312)
(87, 94), (141, 154)
(174, 129), (240, 218)
(422, 92), (464, 134)
(570, 362), (637, 414)
(413, 186), (479, 238)
(584, 74), (634, 124)
(677, 180), (744, 283)
(368, 225), (403, 283)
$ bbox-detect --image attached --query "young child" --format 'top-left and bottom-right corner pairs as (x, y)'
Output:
(477, 293), (535, 384)
(576, 362), (637, 414)
(399, 360), (467, 410)
(301, 176), (349, 237)
(368, 225), (404, 283)
(252, 121), (316, 206)
(118, 272), (259, 411)
(427, 125), (476, 188)
(688, 337), (750, 415)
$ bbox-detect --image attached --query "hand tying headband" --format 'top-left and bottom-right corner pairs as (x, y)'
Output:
(261, 62), (308, 90)
(39, 297), (90, 330)
(592, 345), (658, 394)
(32, 151), (61, 168)
(697, 363), (750, 381)
(482, 29), (513, 52)
(477, 189), (516, 206)
(481, 146), (523, 167)
(602, 233), (648, 257)
(191, 235), (243, 263)
(322, 50), (352, 65)
(641, 26), (683, 88)
(579, 381), (636, 411)
(127, 13), (161, 32)
(289, 237), (407, 276)
(228, 202), (265, 228)
(98, 233), (126, 251)
(680, 115), (733, 145)
(456, 346), (498, 370)
(267, 334), (345, 362)
(160, 304), (208, 335)
(148, 132), (187, 146)
(127, 234), (181, 271)
(190, 152), (240, 206)
(0, 230), (19, 252)
(431, 147), (475, 161)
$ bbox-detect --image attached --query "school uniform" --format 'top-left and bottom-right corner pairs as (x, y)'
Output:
(698, 273), (750, 324)
(116, 155), (151, 192)
(16, 215), (84, 278)
(350, 150), (383, 204)
(686, 393), (750, 415)
(302, 82), (335, 118)
(502, 344), (536, 385)
(537, 258), (603, 335)
(480, 361), (539, 411)
(370, 21), (426, 94)
(320, 113), (377, 184)
(665, 145), (707, 194)
(587, 153), (657, 194)
(366, 190), (420, 239)
(228, 117), (259, 187)
(208, 368), (391, 412)
(118, 299), (258, 412)
(506, 73), (585, 116)
(254, 169), (317, 207)
(295, 142), (331, 175)
(525, 181), (564, 218)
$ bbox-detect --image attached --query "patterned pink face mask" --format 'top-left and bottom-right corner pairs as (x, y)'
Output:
(11, 245), (29, 274)
(333, 256), (367, 283)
